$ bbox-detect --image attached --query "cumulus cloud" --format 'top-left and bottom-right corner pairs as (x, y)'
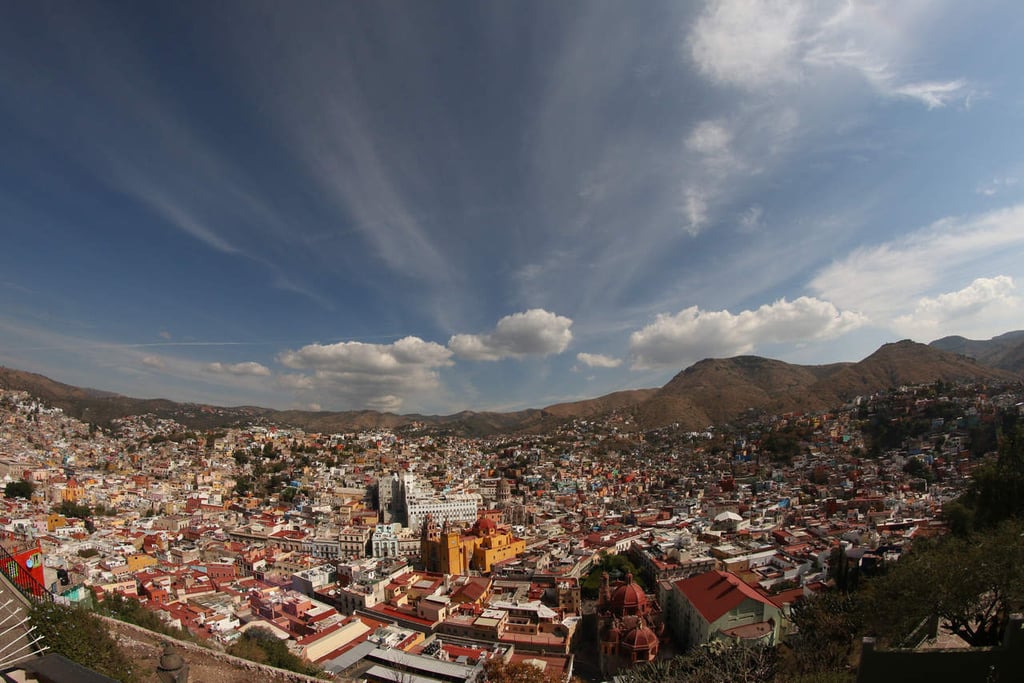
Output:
(276, 336), (453, 411)
(893, 276), (1023, 339)
(689, 0), (969, 108)
(276, 373), (316, 391)
(576, 352), (622, 369)
(280, 336), (452, 372)
(810, 204), (1024, 322)
(141, 355), (166, 369)
(629, 297), (866, 369)
(448, 309), (573, 361)
(205, 361), (272, 377)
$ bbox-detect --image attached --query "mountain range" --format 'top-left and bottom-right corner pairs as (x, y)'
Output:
(2, 333), (1021, 436)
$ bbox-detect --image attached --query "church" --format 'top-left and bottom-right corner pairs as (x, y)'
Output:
(596, 572), (663, 676)
(420, 514), (526, 575)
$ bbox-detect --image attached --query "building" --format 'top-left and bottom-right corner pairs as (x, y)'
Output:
(665, 570), (783, 650)
(420, 516), (527, 575)
(596, 572), (663, 677)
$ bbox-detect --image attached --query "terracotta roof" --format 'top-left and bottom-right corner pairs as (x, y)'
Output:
(621, 623), (659, 651)
(609, 573), (648, 614)
(674, 570), (772, 624)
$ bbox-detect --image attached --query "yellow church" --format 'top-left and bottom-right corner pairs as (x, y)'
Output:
(420, 514), (526, 575)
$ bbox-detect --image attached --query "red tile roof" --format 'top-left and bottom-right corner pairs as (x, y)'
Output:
(674, 570), (772, 624)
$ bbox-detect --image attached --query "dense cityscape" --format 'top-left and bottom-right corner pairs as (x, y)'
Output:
(1, 374), (1022, 681)
(3, 2), (1024, 681)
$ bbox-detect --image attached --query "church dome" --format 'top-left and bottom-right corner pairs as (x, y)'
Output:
(472, 517), (498, 535)
(609, 573), (648, 615)
(621, 623), (659, 653)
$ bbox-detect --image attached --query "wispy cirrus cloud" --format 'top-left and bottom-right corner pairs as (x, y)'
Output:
(810, 204), (1024, 323)
(690, 0), (971, 108)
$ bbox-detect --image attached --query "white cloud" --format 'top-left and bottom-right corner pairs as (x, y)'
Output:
(977, 176), (1019, 197)
(686, 120), (734, 157)
(276, 373), (316, 391)
(889, 79), (968, 109)
(279, 336), (453, 373)
(576, 352), (622, 369)
(630, 296), (866, 369)
(141, 355), (166, 369)
(810, 204), (1024, 322)
(893, 276), (1023, 339)
(689, 0), (969, 108)
(276, 336), (454, 411)
(739, 205), (764, 232)
(206, 361), (272, 377)
(448, 309), (573, 361)
(682, 188), (710, 236)
(690, 0), (804, 89)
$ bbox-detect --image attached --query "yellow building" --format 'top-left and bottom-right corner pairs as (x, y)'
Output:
(61, 478), (85, 503)
(421, 515), (526, 575)
(47, 513), (67, 532)
(125, 553), (158, 572)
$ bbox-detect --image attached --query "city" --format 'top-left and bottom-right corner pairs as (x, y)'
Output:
(1, 373), (1021, 681)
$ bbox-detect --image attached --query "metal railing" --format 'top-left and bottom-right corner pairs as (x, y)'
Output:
(0, 542), (53, 604)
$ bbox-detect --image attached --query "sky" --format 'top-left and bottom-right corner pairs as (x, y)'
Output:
(2, 1), (1024, 415)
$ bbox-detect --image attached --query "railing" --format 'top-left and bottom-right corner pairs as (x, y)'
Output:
(0, 542), (53, 604)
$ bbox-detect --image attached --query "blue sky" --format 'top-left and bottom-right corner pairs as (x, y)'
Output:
(2, 1), (1024, 414)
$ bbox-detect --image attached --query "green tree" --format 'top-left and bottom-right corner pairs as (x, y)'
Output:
(945, 417), (1024, 533)
(227, 627), (320, 676)
(100, 593), (203, 645)
(55, 500), (92, 519)
(581, 552), (646, 599)
(782, 591), (862, 678)
(4, 479), (33, 499)
(29, 601), (138, 682)
(859, 521), (1024, 646)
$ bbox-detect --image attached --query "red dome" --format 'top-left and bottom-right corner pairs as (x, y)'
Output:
(622, 623), (659, 652)
(609, 574), (648, 615)
(472, 517), (498, 535)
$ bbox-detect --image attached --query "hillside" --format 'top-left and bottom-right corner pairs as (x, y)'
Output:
(634, 341), (1018, 430)
(930, 330), (1024, 373)
(2, 337), (1020, 435)
(543, 388), (658, 419)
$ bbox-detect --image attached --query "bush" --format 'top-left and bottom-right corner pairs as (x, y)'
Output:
(227, 627), (320, 676)
(28, 601), (138, 682)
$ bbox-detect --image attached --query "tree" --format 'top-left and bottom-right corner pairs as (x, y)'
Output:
(29, 601), (138, 682)
(945, 417), (1024, 534)
(617, 642), (777, 683)
(4, 479), (33, 499)
(859, 521), (1024, 647)
(227, 627), (320, 676)
(483, 659), (563, 682)
(581, 551), (646, 598)
(56, 500), (92, 519)
(782, 592), (862, 677)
